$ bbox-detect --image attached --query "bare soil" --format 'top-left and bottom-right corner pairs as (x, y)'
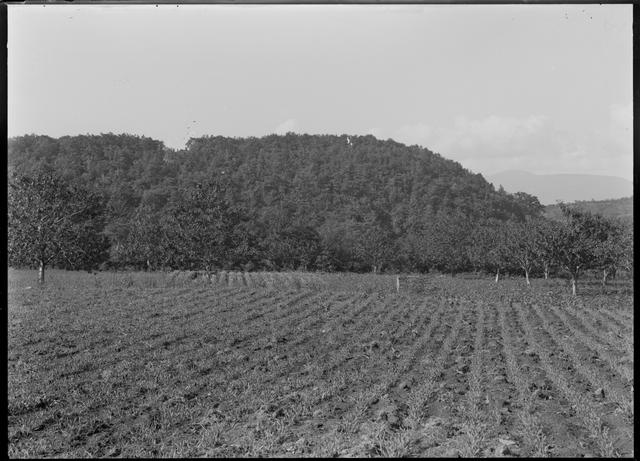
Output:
(7, 269), (634, 457)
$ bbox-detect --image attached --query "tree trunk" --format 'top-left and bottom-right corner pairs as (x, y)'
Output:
(38, 260), (45, 284)
(525, 269), (530, 286)
(495, 268), (500, 283)
(571, 277), (577, 296)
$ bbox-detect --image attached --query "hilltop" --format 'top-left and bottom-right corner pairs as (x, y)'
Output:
(8, 133), (543, 229)
(9, 133), (544, 272)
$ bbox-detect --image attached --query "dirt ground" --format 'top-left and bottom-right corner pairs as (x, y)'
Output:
(7, 269), (634, 457)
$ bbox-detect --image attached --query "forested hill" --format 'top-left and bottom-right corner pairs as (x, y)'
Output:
(8, 133), (542, 224)
(8, 133), (544, 272)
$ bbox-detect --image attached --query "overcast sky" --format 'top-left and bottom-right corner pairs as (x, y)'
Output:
(8, 4), (633, 180)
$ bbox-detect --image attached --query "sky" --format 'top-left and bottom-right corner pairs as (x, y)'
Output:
(8, 4), (633, 180)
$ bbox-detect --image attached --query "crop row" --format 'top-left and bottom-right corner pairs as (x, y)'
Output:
(8, 270), (634, 458)
(512, 301), (621, 457)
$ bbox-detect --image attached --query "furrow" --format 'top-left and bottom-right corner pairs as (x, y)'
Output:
(543, 301), (633, 386)
(513, 301), (622, 457)
(497, 300), (553, 457)
(530, 302), (633, 409)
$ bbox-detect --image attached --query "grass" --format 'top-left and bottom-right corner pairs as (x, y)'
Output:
(7, 268), (634, 458)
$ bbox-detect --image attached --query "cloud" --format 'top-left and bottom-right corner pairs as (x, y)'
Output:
(610, 102), (632, 131)
(366, 127), (382, 137)
(609, 102), (632, 154)
(433, 114), (548, 157)
(274, 118), (298, 134)
(394, 115), (549, 157)
(392, 115), (552, 175)
(394, 122), (433, 146)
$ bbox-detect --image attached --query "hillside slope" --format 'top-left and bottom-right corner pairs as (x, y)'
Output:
(488, 170), (633, 205)
(8, 133), (543, 233)
(9, 133), (548, 272)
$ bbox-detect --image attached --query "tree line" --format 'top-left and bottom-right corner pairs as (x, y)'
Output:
(8, 165), (632, 295)
(7, 133), (633, 294)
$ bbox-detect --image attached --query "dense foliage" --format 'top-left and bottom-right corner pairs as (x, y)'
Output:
(8, 133), (632, 292)
(8, 166), (110, 282)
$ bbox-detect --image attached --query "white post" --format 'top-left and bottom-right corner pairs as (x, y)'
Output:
(396, 276), (400, 294)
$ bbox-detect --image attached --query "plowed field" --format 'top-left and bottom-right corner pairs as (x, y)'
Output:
(7, 269), (634, 457)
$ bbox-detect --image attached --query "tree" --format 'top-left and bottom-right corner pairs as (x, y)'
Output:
(317, 221), (357, 272)
(533, 218), (564, 280)
(588, 216), (627, 286)
(552, 204), (605, 296)
(112, 207), (170, 270)
(352, 222), (396, 274)
(263, 225), (322, 271)
(468, 219), (509, 282)
(616, 221), (634, 276)
(397, 231), (430, 273)
(421, 212), (474, 275)
(8, 169), (109, 283)
(503, 218), (542, 286)
(160, 181), (244, 271)
(226, 218), (266, 271)
(510, 191), (545, 219)
(348, 205), (396, 274)
(555, 205), (632, 290)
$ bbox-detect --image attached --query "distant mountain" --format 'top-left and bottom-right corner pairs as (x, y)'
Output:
(544, 197), (633, 222)
(487, 170), (634, 205)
